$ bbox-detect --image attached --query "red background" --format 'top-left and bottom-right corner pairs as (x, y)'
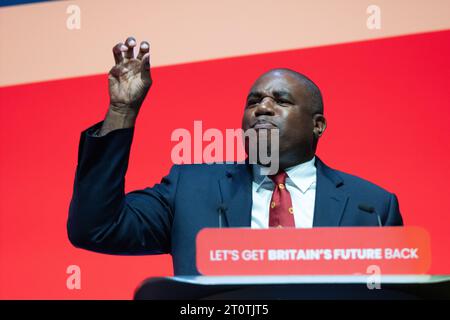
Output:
(0, 30), (449, 298)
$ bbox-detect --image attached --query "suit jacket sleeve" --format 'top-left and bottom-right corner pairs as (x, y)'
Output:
(67, 122), (179, 255)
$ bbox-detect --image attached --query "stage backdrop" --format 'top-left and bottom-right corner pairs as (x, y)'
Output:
(1, 0), (449, 299)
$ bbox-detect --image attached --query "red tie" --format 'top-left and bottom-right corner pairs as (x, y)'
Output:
(269, 171), (295, 228)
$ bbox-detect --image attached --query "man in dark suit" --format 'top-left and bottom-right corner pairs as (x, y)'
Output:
(68, 37), (403, 275)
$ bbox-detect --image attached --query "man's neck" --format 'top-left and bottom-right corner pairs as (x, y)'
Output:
(278, 154), (316, 171)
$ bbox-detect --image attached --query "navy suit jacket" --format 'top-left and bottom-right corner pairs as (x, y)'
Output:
(68, 122), (403, 275)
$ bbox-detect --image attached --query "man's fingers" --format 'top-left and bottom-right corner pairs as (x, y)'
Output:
(124, 37), (136, 60)
(141, 53), (150, 70)
(112, 42), (127, 65)
(140, 53), (152, 84)
(137, 41), (150, 60)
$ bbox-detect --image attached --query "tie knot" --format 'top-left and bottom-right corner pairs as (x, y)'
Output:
(269, 171), (287, 186)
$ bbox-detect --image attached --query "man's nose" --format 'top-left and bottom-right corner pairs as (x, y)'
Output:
(254, 97), (276, 116)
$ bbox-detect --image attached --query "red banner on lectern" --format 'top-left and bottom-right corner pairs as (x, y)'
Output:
(196, 227), (431, 275)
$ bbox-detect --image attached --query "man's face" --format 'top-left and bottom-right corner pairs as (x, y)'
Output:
(242, 70), (317, 167)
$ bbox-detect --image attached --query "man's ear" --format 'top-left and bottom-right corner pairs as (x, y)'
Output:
(313, 114), (327, 138)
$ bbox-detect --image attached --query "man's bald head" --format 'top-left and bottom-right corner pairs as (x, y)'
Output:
(255, 68), (324, 115)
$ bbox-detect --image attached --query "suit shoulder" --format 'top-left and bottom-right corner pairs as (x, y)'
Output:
(172, 163), (241, 176)
(332, 168), (394, 198)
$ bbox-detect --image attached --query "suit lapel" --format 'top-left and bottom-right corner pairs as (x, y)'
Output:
(313, 157), (349, 227)
(218, 164), (253, 227)
(217, 158), (348, 228)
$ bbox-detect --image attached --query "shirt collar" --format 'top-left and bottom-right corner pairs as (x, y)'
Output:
(252, 156), (317, 193)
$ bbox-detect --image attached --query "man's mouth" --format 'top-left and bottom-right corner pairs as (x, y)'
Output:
(251, 120), (278, 129)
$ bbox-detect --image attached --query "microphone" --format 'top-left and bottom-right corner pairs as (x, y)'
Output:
(358, 203), (382, 227)
(217, 203), (228, 228)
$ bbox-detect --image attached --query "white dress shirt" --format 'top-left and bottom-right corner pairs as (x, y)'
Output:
(251, 156), (317, 228)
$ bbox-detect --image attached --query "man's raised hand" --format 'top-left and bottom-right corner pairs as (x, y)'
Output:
(98, 37), (152, 136)
(108, 36), (152, 114)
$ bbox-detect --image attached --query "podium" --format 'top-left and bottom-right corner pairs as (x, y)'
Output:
(135, 227), (447, 299)
(134, 275), (450, 299)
